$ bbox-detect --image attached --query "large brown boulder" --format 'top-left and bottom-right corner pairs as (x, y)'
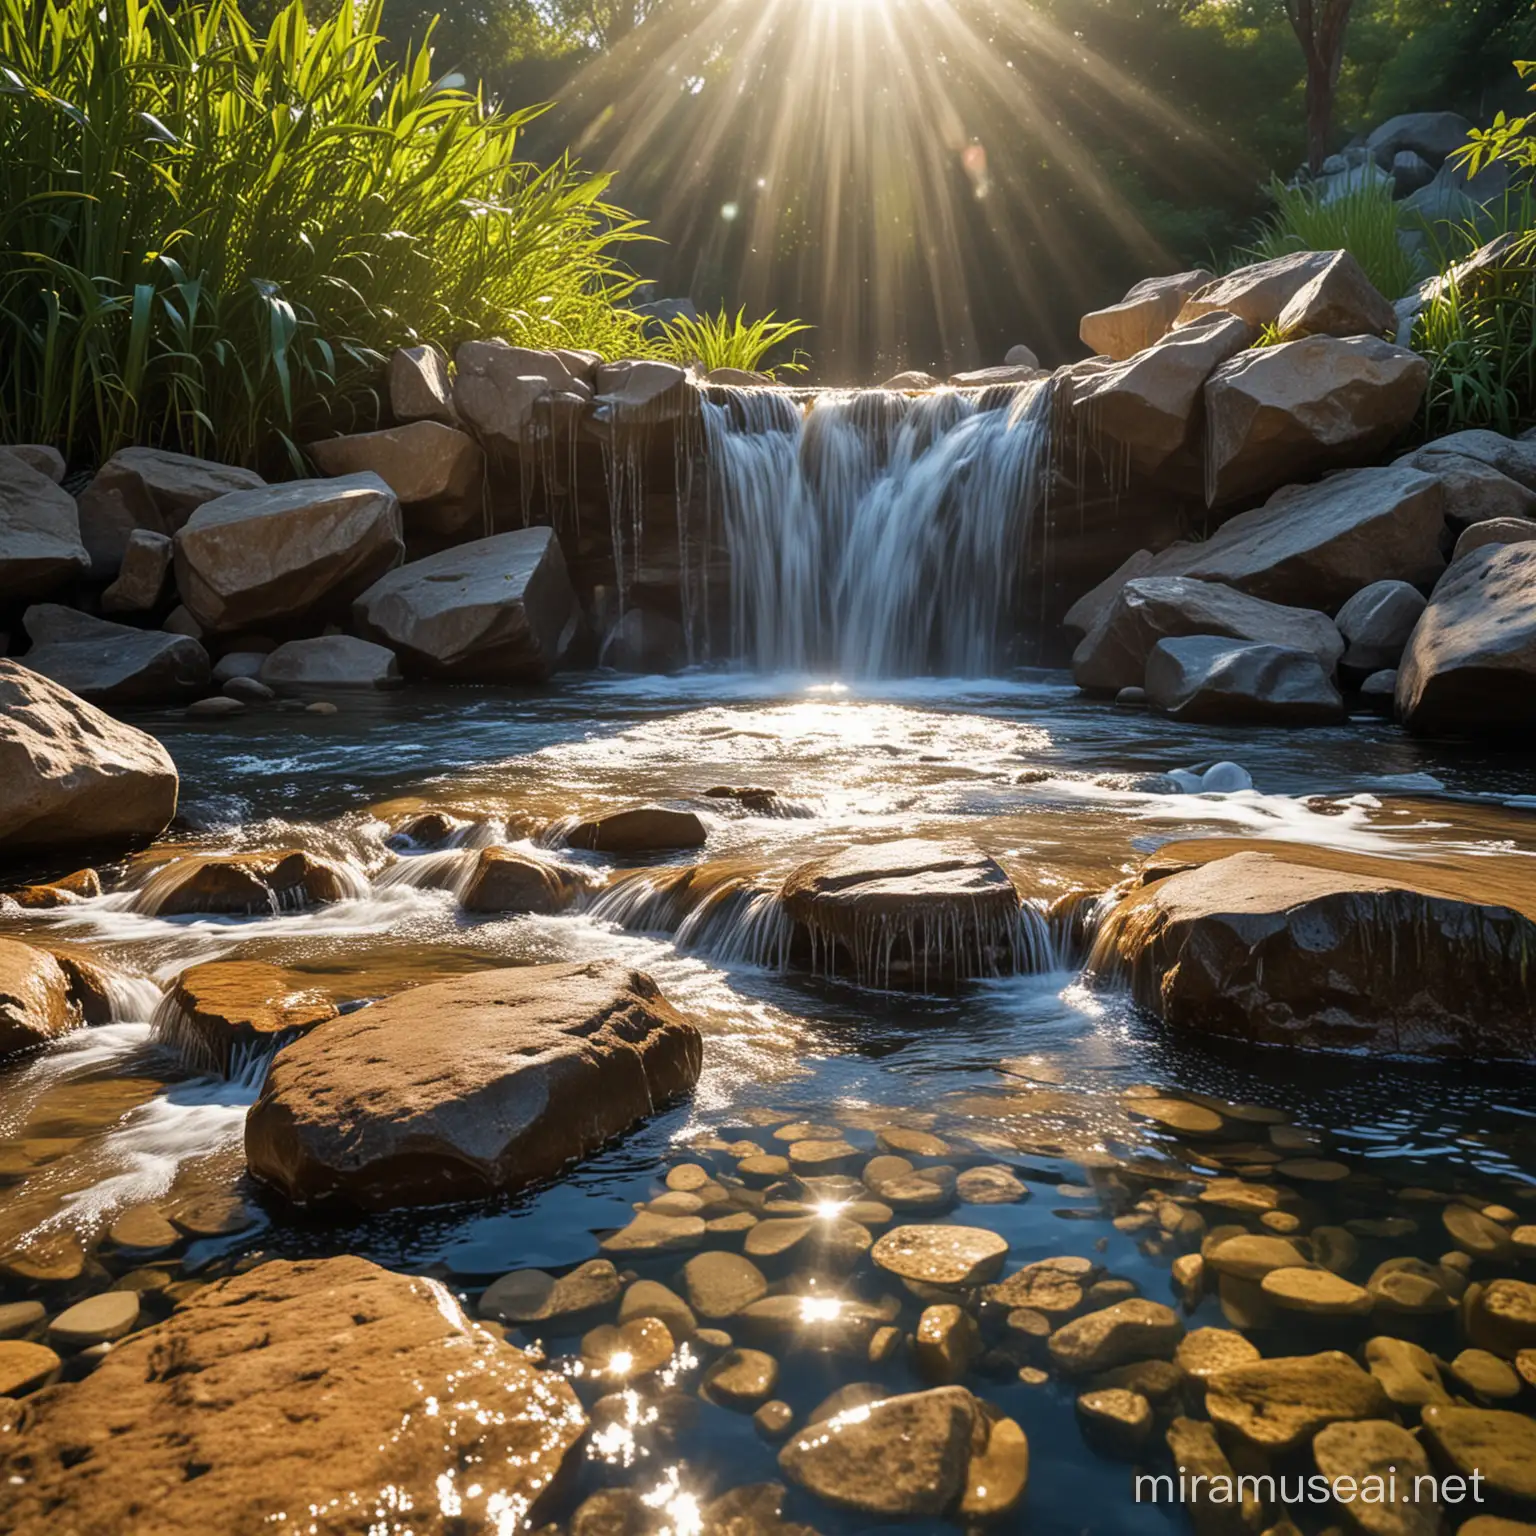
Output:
(1397, 542), (1536, 737)
(308, 421), (485, 539)
(1144, 637), (1344, 725)
(245, 961), (703, 1209)
(1078, 270), (1214, 361)
(1204, 336), (1429, 505)
(173, 473), (404, 634)
(353, 527), (577, 681)
(1177, 250), (1338, 329)
(0, 451), (89, 601)
(780, 839), (1032, 986)
(1274, 250), (1397, 342)
(1088, 841), (1536, 1058)
(1072, 576), (1342, 694)
(1072, 312), (1255, 483)
(151, 960), (337, 1077)
(21, 604), (209, 705)
(461, 847), (586, 914)
(0, 938), (78, 1061)
(0, 660), (178, 858)
(75, 447), (263, 578)
(0, 1255), (586, 1536)
(452, 341), (594, 448)
(566, 805), (708, 854)
(1180, 465), (1446, 613)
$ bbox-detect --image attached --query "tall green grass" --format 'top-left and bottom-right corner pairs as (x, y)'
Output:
(1240, 174), (1424, 302)
(0, 0), (655, 468)
(661, 309), (812, 378)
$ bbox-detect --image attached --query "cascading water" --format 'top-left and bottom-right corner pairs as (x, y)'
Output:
(700, 380), (1054, 675)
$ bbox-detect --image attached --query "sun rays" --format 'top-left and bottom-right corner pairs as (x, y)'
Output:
(551, 0), (1256, 378)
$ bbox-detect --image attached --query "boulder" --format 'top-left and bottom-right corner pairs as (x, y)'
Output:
(1072, 576), (1342, 694)
(1047, 1299), (1183, 1375)
(2, 445), (65, 483)
(567, 806), (708, 855)
(1390, 150), (1436, 198)
(1205, 1351), (1391, 1453)
(0, 660), (178, 856)
(1403, 156), (1511, 227)
(0, 451), (89, 601)
(1334, 579), (1427, 676)
(1367, 111), (1474, 169)
(173, 473), (404, 634)
(0, 1255), (586, 1536)
(882, 370), (942, 391)
(1072, 313), (1256, 480)
(1144, 637), (1345, 725)
(150, 960), (337, 1077)
(1005, 344), (1040, 368)
(1409, 430), (1536, 492)
(461, 846), (585, 914)
(1203, 336), (1429, 504)
(1177, 250), (1338, 330)
(259, 636), (402, 692)
(0, 938), (79, 1061)
(1452, 518), (1536, 563)
(1079, 270), (1215, 361)
(21, 604), (210, 705)
(308, 421), (485, 539)
(100, 528), (173, 613)
(1062, 548), (1159, 637)
(1088, 842), (1536, 1057)
(452, 341), (592, 448)
(387, 344), (457, 426)
(600, 607), (686, 672)
(138, 850), (356, 916)
(1397, 543), (1536, 736)
(75, 447), (264, 578)
(1181, 466), (1446, 613)
(245, 961), (703, 1209)
(1274, 250), (1397, 342)
(354, 527), (576, 682)
(780, 839), (1030, 986)
(591, 360), (690, 426)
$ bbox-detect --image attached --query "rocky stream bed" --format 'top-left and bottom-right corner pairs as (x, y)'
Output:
(3, 675), (1536, 1535)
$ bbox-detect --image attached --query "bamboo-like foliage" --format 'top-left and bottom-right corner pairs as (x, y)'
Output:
(0, 0), (658, 468)
(659, 308), (812, 378)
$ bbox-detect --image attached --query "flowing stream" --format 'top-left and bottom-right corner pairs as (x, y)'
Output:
(4, 674), (1536, 1533)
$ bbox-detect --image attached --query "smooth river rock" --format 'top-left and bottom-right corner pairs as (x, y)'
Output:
(174, 472), (404, 633)
(0, 660), (178, 857)
(0, 1255), (586, 1536)
(1089, 843), (1536, 1057)
(1397, 542), (1536, 737)
(353, 527), (577, 681)
(21, 604), (209, 705)
(780, 838), (1027, 986)
(245, 961), (703, 1209)
(150, 960), (337, 1077)
(258, 635), (402, 692)
(138, 850), (356, 916)
(1144, 637), (1345, 725)
(1205, 1350), (1391, 1452)
(0, 939), (79, 1061)
(1073, 576), (1343, 695)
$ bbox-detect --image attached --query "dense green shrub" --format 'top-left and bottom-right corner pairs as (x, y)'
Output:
(0, 0), (655, 468)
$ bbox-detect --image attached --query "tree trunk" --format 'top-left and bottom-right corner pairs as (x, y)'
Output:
(1285, 0), (1355, 175)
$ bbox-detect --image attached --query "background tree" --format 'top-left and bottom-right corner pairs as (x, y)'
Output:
(1284, 0), (1355, 173)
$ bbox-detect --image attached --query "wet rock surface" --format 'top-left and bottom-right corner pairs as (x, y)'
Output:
(245, 961), (703, 1208)
(0, 1256), (586, 1536)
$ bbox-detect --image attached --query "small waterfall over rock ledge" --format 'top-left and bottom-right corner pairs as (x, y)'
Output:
(700, 380), (1054, 675)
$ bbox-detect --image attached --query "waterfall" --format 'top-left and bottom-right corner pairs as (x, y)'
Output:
(701, 379), (1053, 675)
